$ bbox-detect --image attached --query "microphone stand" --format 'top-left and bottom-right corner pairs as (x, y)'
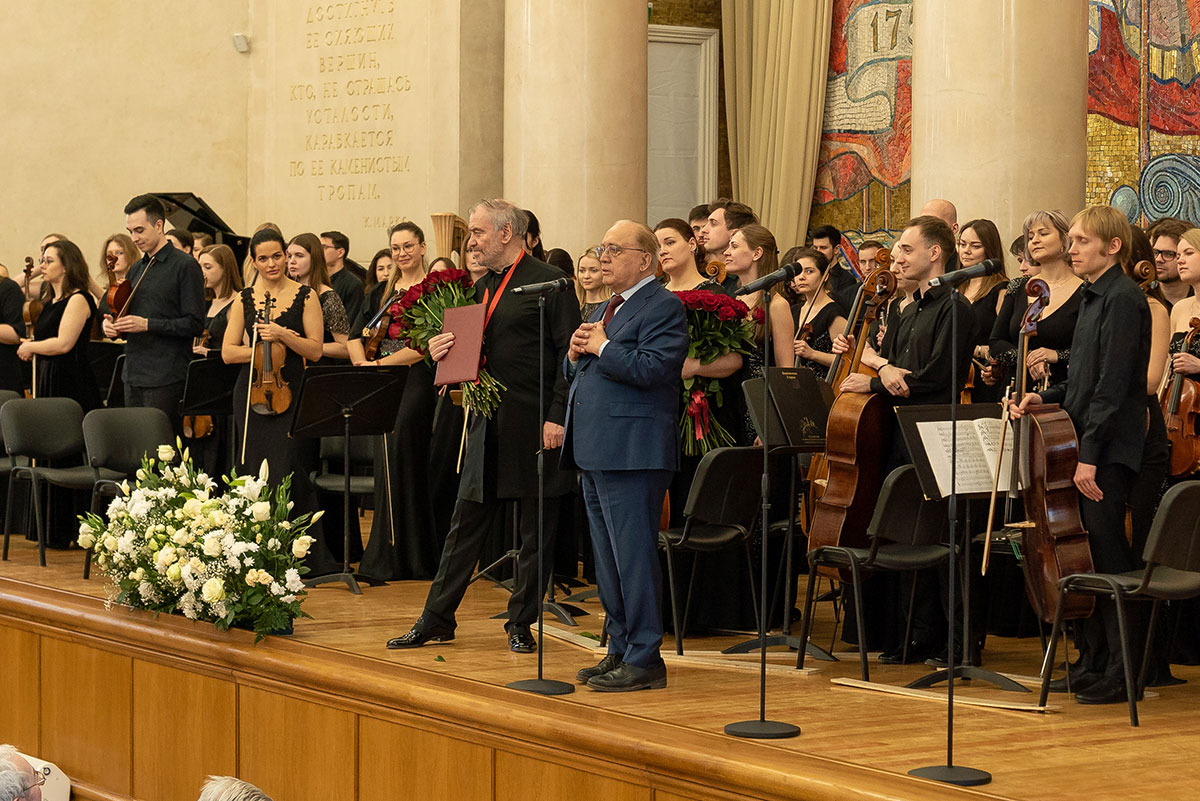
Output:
(726, 279), (800, 740)
(508, 289), (574, 696)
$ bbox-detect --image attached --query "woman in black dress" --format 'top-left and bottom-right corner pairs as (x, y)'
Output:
(785, 247), (847, 381)
(222, 228), (339, 576)
(355, 222), (445, 581)
(955, 219), (1007, 404)
(287, 233), (350, 363)
(191, 244), (244, 478)
(576, 249), (612, 321)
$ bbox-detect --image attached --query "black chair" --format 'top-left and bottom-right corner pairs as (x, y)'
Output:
(1038, 481), (1200, 727)
(797, 465), (950, 681)
(310, 435), (376, 497)
(658, 446), (763, 656)
(1, 398), (120, 567)
(0, 390), (25, 532)
(81, 407), (176, 578)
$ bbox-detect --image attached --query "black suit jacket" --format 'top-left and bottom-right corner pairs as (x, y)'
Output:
(458, 255), (581, 501)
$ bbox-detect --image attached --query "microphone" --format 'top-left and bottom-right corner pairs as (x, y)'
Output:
(928, 258), (1005, 288)
(734, 262), (801, 296)
(511, 276), (572, 295)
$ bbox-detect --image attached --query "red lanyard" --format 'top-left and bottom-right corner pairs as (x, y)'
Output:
(481, 250), (524, 330)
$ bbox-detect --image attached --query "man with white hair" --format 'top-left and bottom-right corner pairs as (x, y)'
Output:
(197, 776), (272, 801)
(0, 745), (42, 801)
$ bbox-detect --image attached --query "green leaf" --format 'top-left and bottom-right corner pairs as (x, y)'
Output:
(433, 655), (446, 662)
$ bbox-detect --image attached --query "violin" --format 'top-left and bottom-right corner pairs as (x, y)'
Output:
(792, 323), (814, 369)
(105, 277), (133, 320)
(805, 266), (899, 579)
(1161, 316), (1200, 477)
(182, 330), (215, 439)
(22, 257), (42, 332)
(362, 290), (402, 361)
(249, 293), (292, 416)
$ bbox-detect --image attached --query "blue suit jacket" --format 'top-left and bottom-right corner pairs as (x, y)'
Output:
(561, 281), (689, 472)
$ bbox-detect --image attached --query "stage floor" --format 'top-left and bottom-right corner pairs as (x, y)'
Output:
(4, 537), (1200, 801)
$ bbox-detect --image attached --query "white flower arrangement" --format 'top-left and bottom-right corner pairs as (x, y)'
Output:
(78, 440), (323, 641)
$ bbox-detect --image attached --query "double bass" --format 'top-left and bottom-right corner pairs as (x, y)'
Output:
(1161, 316), (1200, 477)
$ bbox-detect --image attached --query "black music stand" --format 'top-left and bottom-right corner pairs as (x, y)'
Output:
(723, 367), (836, 662)
(289, 365), (407, 594)
(180, 357), (242, 416)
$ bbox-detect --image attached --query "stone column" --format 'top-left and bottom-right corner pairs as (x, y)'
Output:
(504, 0), (648, 257)
(911, 0), (1089, 243)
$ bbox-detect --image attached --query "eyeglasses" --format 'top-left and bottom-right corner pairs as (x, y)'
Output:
(25, 770), (48, 791)
(391, 241), (419, 254)
(1154, 248), (1178, 261)
(592, 244), (650, 259)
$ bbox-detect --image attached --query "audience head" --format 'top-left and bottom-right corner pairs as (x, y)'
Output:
(918, 198), (959, 233)
(543, 247), (574, 277)
(249, 228), (287, 281)
(654, 218), (703, 280)
(809, 224), (841, 266)
(364, 248), (393, 293)
(688, 204), (711, 247)
(574, 248), (608, 306)
(101, 233), (141, 276)
(387, 221), (427, 275)
(896, 216), (955, 284)
(320, 231), (351, 272)
(198, 244), (243, 298)
(0, 745), (42, 801)
(596, 220), (658, 294)
(1068, 205), (1131, 281)
(725, 223), (779, 285)
(1151, 218), (1192, 284)
(956, 218), (1007, 298)
(523, 210), (545, 261)
(467, 198), (528, 272)
(858, 239), (886, 273)
(703, 199), (758, 256)
(42, 239), (90, 295)
(166, 228), (195, 255)
(286, 232), (330, 288)
(1176, 228), (1200, 286)
(197, 775), (273, 801)
(1022, 209), (1072, 267)
(124, 193), (168, 255)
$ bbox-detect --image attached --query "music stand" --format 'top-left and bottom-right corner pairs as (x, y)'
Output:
(723, 367), (837, 662)
(180, 357), (242, 416)
(289, 365), (407, 594)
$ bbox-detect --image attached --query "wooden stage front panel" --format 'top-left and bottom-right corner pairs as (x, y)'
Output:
(3, 539), (1200, 801)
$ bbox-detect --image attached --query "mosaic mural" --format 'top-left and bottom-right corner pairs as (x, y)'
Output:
(808, 0), (913, 267)
(1086, 0), (1200, 226)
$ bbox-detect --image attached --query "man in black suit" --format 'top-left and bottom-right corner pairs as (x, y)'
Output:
(563, 220), (689, 691)
(387, 198), (580, 653)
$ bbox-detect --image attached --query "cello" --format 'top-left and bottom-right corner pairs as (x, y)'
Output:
(805, 267), (898, 579)
(1161, 316), (1200, 477)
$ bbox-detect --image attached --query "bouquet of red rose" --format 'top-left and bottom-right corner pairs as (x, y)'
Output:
(674, 289), (757, 455)
(386, 267), (506, 417)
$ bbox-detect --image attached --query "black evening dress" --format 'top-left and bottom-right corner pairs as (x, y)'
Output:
(191, 301), (235, 482)
(231, 286), (339, 575)
(790, 298), (847, 382)
(989, 278), (1082, 389)
(967, 282), (1005, 404)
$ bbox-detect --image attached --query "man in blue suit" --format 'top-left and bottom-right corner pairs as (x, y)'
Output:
(562, 220), (689, 691)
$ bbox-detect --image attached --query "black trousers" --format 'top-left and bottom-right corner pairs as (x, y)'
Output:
(420, 494), (559, 632)
(126, 380), (185, 436)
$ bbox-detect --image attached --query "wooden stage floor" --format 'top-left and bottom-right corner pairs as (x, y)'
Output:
(4, 537), (1200, 801)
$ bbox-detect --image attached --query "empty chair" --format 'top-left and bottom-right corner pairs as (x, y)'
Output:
(658, 446), (763, 655)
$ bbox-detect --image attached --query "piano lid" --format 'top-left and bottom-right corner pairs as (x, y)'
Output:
(150, 192), (249, 264)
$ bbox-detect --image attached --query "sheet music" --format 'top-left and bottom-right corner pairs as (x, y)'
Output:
(916, 418), (1013, 497)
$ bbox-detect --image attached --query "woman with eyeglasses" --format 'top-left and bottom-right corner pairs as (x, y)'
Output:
(357, 222), (448, 582)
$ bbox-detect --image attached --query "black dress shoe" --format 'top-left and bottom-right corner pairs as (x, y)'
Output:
(587, 660), (667, 692)
(386, 624), (455, 649)
(1075, 676), (1142, 705)
(508, 627), (537, 653)
(879, 641), (939, 665)
(1046, 670), (1103, 694)
(925, 648), (965, 668)
(576, 654), (621, 684)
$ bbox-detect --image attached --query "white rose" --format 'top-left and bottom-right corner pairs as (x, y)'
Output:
(158, 443), (176, 462)
(292, 535), (314, 559)
(183, 498), (203, 517)
(201, 577), (226, 603)
(166, 563), (182, 583)
(77, 530), (96, 550)
(202, 534), (223, 557)
(250, 501), (272, 522)
(103, 535), (118, 552)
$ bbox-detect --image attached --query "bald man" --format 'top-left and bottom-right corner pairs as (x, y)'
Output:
(918, 199), (959, 235)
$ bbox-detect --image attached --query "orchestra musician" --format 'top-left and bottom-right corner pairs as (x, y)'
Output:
(286, 233), (350, 363)
(102, 194), (206, 432)
(1011, 206), (1151, 705)
(787, 247), (848, 382)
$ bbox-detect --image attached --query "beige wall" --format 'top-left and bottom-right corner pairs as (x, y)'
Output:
(0, 1), (250, 276)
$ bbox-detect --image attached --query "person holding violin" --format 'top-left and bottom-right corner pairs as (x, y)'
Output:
(194, 244), (244, 358)
(102, 194), (206, 432)
(786, 247), (848, 382)
(954, 219), (1007, 403)
(1010, 206), (1151, 705)
(286, 233), (350, 363)
(99, 234), (141, 303)
(986, 210), (1083, 392)
(221, 227), (339, 577)
(353, 222), (448, 582)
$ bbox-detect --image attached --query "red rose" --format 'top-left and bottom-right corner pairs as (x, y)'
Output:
(751, 306), (765, 324)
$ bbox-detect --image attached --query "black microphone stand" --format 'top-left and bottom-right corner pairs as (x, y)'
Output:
(726, 277), (800, 740)
(508, 289), (574, 696)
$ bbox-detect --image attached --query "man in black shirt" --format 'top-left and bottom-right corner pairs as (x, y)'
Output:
(103, 194), (206, 432)
(1013, 206), (1150, 705)
(321, 230), (365, 327)
(811, 224), (860, 308)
